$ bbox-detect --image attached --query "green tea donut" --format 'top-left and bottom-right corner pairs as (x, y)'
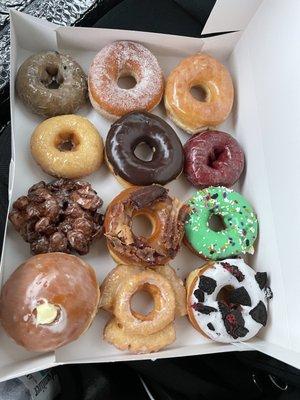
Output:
(185, 187), (258, 260)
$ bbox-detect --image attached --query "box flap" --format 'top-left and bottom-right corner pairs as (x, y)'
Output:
(202, 0), (263, 34)
(229, 0), (300, 366)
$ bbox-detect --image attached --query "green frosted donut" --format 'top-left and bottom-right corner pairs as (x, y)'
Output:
(185, 187), (258, 260)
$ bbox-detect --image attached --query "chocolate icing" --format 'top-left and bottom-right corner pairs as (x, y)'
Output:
(105, 111), (184, 185)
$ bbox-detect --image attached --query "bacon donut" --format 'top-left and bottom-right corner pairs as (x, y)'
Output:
(104, 185), (188, 267)
(0, 253), (99, 352)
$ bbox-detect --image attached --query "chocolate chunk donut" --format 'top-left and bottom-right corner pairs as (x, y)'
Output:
(16, 51), (87, 117)
(105, 112), (184, 186)
(9, 179), (104, 255)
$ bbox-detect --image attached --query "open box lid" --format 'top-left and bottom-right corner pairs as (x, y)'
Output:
(1, 0), (300, 382)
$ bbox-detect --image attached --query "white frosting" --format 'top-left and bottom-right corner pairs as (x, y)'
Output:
(190, 259), (268, 343)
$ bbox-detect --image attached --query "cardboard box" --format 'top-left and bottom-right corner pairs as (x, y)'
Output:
(1, 0), (299, 381)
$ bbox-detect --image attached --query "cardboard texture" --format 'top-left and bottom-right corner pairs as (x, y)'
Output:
(0, 0), (299, 381)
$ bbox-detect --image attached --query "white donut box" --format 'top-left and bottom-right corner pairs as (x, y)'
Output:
(1, 0), (299, 381)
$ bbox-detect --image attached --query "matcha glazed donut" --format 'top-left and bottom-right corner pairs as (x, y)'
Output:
(184, 187), (258, 260)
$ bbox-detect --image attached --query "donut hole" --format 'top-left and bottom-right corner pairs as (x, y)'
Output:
(55, 132), (80, 152)
(132, 213), (153, 238)
(32, 303), (61, 325)
(117, 75), (137, 89)
(208, 214), (226, 232)
(42, 65), (64, 89)
(190, 85), (208, 102)
(217, 285), (236, 305)
(208, 146), (226, 168)
(130, 286), (155, 317)
(134, 142), (155, 162)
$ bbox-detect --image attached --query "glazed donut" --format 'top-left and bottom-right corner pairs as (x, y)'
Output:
(185, 187), (258, 260)
(113, 270), (175, 335)
(184, 130), (245, 188)
(88, 41), (164, 119)
(105, 111), (184, 186)
(0, 253), (100, 352)
(100, 264), (186, 317)
(104, 318), (175, 354)
(16, 51), (87, 117)
(165, 53), (234, 134)
(186, 259), (272, 342)
(104, 185), (188, 266)
(30, 115), (103, 179)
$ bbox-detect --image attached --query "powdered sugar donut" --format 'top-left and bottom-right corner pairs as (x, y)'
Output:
(186, 259), (272, 343)
(88, 41), (164, 119)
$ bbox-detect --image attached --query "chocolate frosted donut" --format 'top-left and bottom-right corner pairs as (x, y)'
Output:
(16, 51), (87, 117)
(184, 130), (245, 188)
(105, 112), (184, 186)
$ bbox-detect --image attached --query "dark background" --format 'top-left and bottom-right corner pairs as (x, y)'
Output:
(0, 1), (299, 399)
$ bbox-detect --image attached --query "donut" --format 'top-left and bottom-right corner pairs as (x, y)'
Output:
(100, 264), (186, 317)
(184, 130), (245, 188)
(184, 187), (258, 260)
(9, 179), (104, 255)
(104, 185), (189, 266)
(0, 253), (100, 352)
(105, 111), (184, 186)
(30, 115), (103, 179)
(165, 53), (234, 134)
(16, 51), (87, 117)
(186, 259), (272, 342)
(113, 270), (175, 335)
(88, 41), (164, 119)
(104, 318), (175, 354)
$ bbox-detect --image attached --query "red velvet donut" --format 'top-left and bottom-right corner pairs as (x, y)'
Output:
(183, 130), (245, 188)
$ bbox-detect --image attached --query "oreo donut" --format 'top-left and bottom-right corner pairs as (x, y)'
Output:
(184, 130), (244, 188)
(105, 112), (184, 186)
(16, 51), (87, 117)
(186, 259), (272, 343)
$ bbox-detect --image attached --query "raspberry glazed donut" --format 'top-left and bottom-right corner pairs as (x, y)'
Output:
(16, 51), (87, 117)
(184, 130), (245, 188)
(0, 253), (100, 352)
(165, 53), (234, 133)
(184, 187), (258, 260)
(30, 115), (103, 179)
(88, 41), (164, 119)
(105, 111), (184, 186)
(104, 185), (189, 267)
(186, 259), (272, 342)
(104, 318), (175, 354)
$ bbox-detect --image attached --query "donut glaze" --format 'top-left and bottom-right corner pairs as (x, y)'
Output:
(0, 253), (99, 352)
(105, 112), (184, 186)
(165, 53), (234, 133)
(184, 130), (245, 188)
(185, 187), (258, 260)
(186, 259), (271, 343)
(16, 51), (87, 117)
(88, 41), (164, 119)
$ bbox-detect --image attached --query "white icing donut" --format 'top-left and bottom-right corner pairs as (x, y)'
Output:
(186, 259), (272, 343)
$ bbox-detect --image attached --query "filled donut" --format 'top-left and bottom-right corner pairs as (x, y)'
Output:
(165, 53), (234, 133)
(0, 253), (100, 352)
(88, 41), (164, 119)
(105, 111), (184, 186)
(30, 115), (103, 179)
(184, 130), (245, 188)
(16, 51), (87, 117)
(184, 187), (258, 260)
(104, 185), (189, 266)
(186, 259), (272, 342)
